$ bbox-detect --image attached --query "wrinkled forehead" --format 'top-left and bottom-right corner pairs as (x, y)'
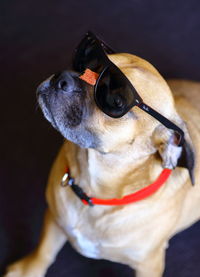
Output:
(107, 53), (174, 102)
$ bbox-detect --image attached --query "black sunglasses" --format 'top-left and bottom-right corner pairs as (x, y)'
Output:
(73, 31), (184, 146)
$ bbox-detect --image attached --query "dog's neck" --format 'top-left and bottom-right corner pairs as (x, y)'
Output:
(82, 139), (161, 199)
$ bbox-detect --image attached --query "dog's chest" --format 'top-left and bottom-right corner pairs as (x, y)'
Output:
(61, 203), (126, 260)
(59, 201), (145, 262)
(66, 224), (101, 259)
(62, 204), (110, 259)
(63, 205), (155, 264)
(52, 179), (175, 263)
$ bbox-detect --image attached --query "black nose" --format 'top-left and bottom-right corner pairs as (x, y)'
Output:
(50, 71), (80, 92)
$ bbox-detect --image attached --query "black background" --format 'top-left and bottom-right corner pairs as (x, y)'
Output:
(1, 0), (200, 276)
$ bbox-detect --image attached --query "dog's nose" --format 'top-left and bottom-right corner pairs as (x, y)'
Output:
(50, 71), (80, 93)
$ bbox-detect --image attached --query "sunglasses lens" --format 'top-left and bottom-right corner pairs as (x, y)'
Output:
(73, 34), (104, 73)
(74, 32), (142, 118)
(95, 67), (137, 118)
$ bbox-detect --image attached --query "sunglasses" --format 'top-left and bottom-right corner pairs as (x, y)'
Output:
(73, 31), (184, 146)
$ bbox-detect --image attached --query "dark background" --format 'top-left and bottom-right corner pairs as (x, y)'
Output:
(1, 0), (200, 276)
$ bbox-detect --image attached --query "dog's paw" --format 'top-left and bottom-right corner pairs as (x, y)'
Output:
(4, 254), (48, 277)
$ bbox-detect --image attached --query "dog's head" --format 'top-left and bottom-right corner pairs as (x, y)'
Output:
(37, 36), (195, 183)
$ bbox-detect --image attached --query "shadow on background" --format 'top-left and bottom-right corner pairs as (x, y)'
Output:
(1, 0), (200, 276)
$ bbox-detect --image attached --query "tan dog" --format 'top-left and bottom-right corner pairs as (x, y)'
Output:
(4, 52), (200, 277)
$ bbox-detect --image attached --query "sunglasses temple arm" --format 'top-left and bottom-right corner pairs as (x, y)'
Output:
(138, 102), (184, 146)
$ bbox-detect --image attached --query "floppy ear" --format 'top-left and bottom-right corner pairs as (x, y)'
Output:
(177, 138), (195, 185)
(153, 125), (195, 185)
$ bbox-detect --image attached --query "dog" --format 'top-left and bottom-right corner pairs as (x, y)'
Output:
(4, 32), (200, 277)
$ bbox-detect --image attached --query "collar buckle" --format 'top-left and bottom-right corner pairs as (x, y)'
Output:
(70, 183), (94, 207)
(61, 172), (94, 206)
(61, 172), (70, 187)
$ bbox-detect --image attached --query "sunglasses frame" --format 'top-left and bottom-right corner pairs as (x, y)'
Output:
(73, 31), (184, 146)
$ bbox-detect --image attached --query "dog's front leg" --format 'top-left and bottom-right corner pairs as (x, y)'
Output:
(4, 209), (67, 277)
(133, 247), (166, 277)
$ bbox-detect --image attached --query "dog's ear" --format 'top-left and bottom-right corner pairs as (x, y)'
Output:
(152, 125), (195, 185)
(177, 138), (195, 185)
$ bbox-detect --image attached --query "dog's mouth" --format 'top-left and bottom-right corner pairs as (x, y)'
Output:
(37, 90), (59, 129)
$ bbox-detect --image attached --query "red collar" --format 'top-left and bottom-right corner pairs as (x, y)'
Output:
(61, 168), (172, 207)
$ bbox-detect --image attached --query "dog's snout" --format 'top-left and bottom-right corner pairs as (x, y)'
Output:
(56, 79), (67, 91)
(36, 71), (83, 100)
(50, 71), (80, 93)
(51, 72), (67, 91)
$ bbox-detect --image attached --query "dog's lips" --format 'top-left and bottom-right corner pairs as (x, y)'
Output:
(36, 77), (52, 95)
(37, 77), (64, 130)
(37, 91), (59, 129)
